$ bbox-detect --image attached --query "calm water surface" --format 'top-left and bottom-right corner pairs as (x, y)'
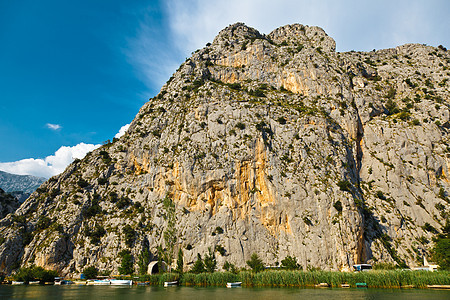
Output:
(0, 285), (449, 300)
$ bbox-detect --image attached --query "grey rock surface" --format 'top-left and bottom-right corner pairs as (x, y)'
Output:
(0, 23), (448, 275)
(0, 171), (46, 194)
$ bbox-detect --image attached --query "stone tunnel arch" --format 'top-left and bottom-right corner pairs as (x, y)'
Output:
(147, 261), (167, 274)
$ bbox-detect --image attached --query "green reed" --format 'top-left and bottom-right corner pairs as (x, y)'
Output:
(138, 270), (449, 288)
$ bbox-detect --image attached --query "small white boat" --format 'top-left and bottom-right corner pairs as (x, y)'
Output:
(164, 281), (178, 287)
(227, 282), (242, 288)
(94, 279), (111, 285)
(86, 280), (96, 285)
(315, 282), (330, 288)
(11, 281), (25, 285)
(29, 281), (40, 285)
(110, 279), (133, 286)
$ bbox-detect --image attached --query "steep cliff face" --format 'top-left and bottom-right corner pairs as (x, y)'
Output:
(0, 23), (448, 275)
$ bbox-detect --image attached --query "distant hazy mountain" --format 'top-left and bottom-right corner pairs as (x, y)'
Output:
(0, 170), (46, 194)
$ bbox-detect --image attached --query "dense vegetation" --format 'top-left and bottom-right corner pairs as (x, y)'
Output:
(431, 219), (450, 270)
(12, 266), (58, 282)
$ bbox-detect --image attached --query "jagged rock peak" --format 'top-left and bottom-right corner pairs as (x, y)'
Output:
(268, 24), (336, 52)
(212, 22), (264, 45)
(211, 22), (336, 52)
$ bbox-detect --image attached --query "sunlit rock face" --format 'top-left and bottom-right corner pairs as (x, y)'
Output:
(0, 23), (448, 275)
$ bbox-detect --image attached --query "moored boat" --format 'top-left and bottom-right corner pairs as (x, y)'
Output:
(110, 279), (133, 286)
(164, 281), (178, 287)
(427, 285), (450, 289)
(315, 282), (330, 288)
(29, 281), (40, 285)
(356, 282), (368, 288)
(227, 282), (242, 288)
(94, 279), (111, 285)
(11, 281), (25, 285)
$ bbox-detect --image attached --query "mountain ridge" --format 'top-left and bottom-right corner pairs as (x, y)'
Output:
(0, 23), (448, 275)
(0, 170), (47, 194)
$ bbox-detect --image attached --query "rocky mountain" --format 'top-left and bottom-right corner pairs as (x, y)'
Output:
(0, 23), (448, 275)
(0, 170), (46, 194)
(0, 188), (20, 220)
(8, 191), (33, 204)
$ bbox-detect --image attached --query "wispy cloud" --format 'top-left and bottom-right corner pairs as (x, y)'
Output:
(161, 0), (449, 54)
(46, 123), (62, 130)
(0, 143), (101, 178)
(125, 9), (184, 93)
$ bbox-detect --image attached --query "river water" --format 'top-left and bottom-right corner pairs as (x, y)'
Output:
(1, 285), (449, 299)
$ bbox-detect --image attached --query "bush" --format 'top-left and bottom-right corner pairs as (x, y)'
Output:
(376, 191), (387, 200)
(83, 266), (98, 279)
(118, 250), (134, 275)
(249, 89), (266, 97)
(422, 222), (438, 234)
(215, 245), (226, 256)
(191, 253), (205, 274)
(228, 83), (241, 90)
(122, 225), (136, 248)
(235, 122), (246, 130)
(36, 216), (52, 230)
(247, 253), (265, 272)
(14, 266), (58, 282)
(333, 201), (343, 213)
(223, 261), (238, 274)
(277, 117), (287, 125)
(117, 196), (131, 209)
(77, 178), (89, 188)
(83, 199), (102, 218)
(99, 150), (112, 164)
(337, 180), (351, 192)
(412, 119), (420, 125)
(87, 224), (106, 244)
(385, 99), (399, 114)
(281, 256), (300, 270)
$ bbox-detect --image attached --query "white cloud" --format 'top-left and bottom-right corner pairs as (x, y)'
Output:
(46, 123), (62, 130)
(0, 143), (101, 178)
(0, 123), (130, 178)
(115, 123), (130, 138)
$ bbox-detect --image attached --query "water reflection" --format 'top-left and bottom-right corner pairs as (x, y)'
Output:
(1, 285), (449, 300)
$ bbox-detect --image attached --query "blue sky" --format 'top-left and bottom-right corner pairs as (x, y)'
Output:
(0, 0), (448, 177)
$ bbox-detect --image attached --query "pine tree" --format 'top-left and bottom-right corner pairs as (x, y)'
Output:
(191, 253), (205, 273)
(204, 247), (216, 273)
(175, 248), (184, 274)
(246, 253), (265, 272)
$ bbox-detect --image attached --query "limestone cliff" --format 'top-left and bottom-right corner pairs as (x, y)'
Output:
(0, 23), (448, 275)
